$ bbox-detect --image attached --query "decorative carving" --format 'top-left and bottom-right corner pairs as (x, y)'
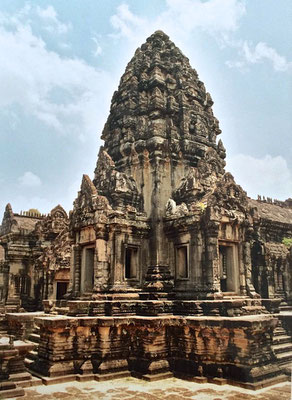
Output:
(165, 199), (188, 217)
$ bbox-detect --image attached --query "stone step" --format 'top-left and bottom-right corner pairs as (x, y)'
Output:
(28, 333), (40, 343)
(222, 294), (249, 299)
(279, 362), (292, 376)
(24, 358), (34, 368)
(273, 342), (292, 354)
(0, 386), (24, 398)
(276, 350), (292, 363)
(280, 305), (292, 312)
(273, 327), (287, 336)
(54, 307), (69, 315)
(273, 334), (292, 345)
(25, 349), (38, 361)
(131, 371), (173, 382)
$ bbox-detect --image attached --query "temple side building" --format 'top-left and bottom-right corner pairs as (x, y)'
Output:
(0, 204), (70, 311)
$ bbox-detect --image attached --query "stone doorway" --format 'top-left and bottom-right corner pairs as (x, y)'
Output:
(219, 244), (239, 293)
(56, 281), (68, 300)
(125, 246), (138, 279)
(81, 247), (95, 294)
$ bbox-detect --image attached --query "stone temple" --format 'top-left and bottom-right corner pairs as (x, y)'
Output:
(0, 31), (291, 397)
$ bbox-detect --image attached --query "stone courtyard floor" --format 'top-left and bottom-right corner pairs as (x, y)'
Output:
(12, 377), (291, 400)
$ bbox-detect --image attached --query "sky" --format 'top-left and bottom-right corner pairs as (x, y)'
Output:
(0, 0), (291, 217)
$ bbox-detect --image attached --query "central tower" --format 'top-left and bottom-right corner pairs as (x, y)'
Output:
(70, 30), (254, 301)
(29, 32), (288, 389)
(79, 31), (226, 295)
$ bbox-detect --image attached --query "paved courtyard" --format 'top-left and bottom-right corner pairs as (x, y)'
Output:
(15, 377), (291, 400)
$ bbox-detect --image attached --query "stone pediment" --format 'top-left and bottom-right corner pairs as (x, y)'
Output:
(172, 148), (225, 207)
(71, 175), (111, 228)
(208, 172), (249, 218)
(37, 228), (71, 272)
(93, 148), (142, 211)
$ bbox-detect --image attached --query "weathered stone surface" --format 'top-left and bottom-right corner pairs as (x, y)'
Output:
(0, 204), (70, 311)
(28, 314), (284, 387)
(1, 30), (292, 391)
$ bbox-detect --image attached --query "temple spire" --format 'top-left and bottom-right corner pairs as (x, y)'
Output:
(101, 30), (225, 175)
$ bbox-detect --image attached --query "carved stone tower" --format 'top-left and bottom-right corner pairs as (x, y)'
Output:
(29, 31), (291, 387)
(70, 30), (255, 300)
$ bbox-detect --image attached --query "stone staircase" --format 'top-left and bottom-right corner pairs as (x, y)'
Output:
(272, 321), (292, 375)
(24, 326), (40, 369)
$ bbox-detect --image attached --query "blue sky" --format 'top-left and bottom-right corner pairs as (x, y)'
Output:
(0, 0), (291, 217)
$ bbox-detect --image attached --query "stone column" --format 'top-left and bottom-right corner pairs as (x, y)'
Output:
(204, 234), (220, 295)
(72, 245), (81, 296)
(128, 317), (172, 380)
(94, 238), (109, 292)
(243, 241), (258, 297)
(110, 230), (125, 291)
(202, 215), (220, 297)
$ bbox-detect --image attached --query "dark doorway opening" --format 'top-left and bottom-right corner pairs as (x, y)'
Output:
(125, 247), (138, 279)
(56, 281), (68, 300)
(84, 248), (95, 292)
(219, 245), (228, 292)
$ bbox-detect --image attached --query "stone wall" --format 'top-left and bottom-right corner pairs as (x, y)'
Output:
(30, 314), (281, 387)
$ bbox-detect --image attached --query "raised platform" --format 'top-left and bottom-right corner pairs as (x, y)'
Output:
(25, 312), (287, 389)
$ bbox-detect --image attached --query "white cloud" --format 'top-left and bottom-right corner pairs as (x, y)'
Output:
(227, 154), (292, 200)
(36, 5), (71, 34)
(162, 0), (246, 34)
(19, 172), (42, 187)
(110, 4), (146, 39)
(0, 4), (71, 36)
(0, 16), (113, 139)
(36, 5), (57, 20)
(226, 41), (292, 72)
(92, 36), (102, 57)
(110, 0), (246, 42)
(110, 2), (291, 74)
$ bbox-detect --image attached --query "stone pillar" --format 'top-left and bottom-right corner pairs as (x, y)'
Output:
(111, 230), (125, 291)
(203, 216), (220, 297)
(73, 245), (81, 296)
(94, 238), (109, 292)
(93, 321), (129, 379)
(128, 318), (172, 380)
(31, 316), (77, 377)
(243, 241), (258, 298)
